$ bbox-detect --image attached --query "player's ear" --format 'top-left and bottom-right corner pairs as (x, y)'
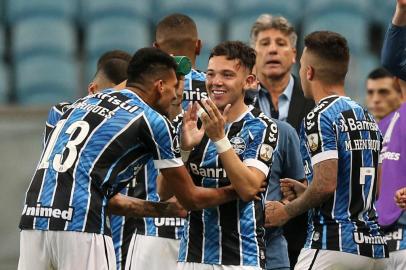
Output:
(154, 79), (164, 96)
(306, 66), (314, 81)
(88, 82), (97, 94)
(195, 39), (202, 56)
(244, 73), (256, 89)
(153, 41), (159, 49)
(292, 47), (297, 64)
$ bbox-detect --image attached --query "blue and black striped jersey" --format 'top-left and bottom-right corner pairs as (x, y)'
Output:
(19, 88), (182, 235)
(181, 69), (206, 110)
(300, 95), (387, 258)
(178, 106), (278, 268)
(134, 113), (185, 240)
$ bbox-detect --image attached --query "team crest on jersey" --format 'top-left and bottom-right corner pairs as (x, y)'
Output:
(259, 144), (273, 162)
(307, 133), (319, 152)
(230, 136), (246, 154)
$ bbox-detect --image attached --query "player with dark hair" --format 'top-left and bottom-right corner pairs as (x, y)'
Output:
(160, 41), (279, 270)
(123, 13), (207, 270)
(366, 67), (402, 122)
(266, 31), (387, 269)
(18, 48), (237, 270)
(154, 13), (206, 109)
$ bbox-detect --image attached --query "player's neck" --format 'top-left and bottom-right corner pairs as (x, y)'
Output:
(313, 83), (346, 104)
(223, 99), (248, 123)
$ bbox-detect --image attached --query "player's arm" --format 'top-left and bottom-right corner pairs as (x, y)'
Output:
(108, 193), (187, 217)
(199, 99), (276, 201)
(159, 165), (238, 210)
(393, 0), (406, 26)
(382, 0), (406, 80)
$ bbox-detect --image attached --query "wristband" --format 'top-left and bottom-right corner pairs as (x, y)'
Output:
(214, 136), (232, 154)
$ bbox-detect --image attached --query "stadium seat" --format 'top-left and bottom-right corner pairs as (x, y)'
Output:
(302, 11), (369, 53)
(12, 17), (76, 61)
(0, 62), (9, 104)
(230, 0), (302, 25)
(84, 17), (149, 83)
(304, 0), (368, 15)
(345, 52), (380, 104)
(155, 0), (228, 18)
(6, 0), (78, 24)
(15, 56), (78, 105)
(80, 0), (151, 24)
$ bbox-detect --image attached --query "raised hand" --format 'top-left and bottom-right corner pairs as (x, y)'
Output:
(181, 102), (205, 150)
(198, 99), (231, 142)
(280, 178), (307, 202)
(264, 200), (290, 227)
(395, 187), (406, 209)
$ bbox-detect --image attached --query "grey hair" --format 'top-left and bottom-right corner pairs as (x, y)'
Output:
(250, 14), (297, 48)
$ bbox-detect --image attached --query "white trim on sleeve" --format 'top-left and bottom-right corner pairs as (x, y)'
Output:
(243, 158), (270, 177)
(154, 158), (183, 169)
(311, 150), (338, 166)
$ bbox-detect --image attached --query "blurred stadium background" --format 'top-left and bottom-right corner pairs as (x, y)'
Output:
(0, 0), (396, 268)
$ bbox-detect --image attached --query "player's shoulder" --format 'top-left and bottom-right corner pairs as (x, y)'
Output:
(248, 106), (277, 127)
(304, 95), (346, 130)
(51, 101), (72, 114)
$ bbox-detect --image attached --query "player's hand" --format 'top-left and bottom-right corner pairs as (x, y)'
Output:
(395, 187), (406, 209)
(181, 102), (205, 150)
(264, 201), (290, 227)
(198, 99), (230, 142)
(280, 178), (307, 201)
(165, 197), (188, 218)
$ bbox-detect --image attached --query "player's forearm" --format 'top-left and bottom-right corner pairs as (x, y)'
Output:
(393, 3), (406, 26)
(186, 185), (238, 210)
(284, 161), (337, 218)
(108, 193), (183, 217)
(219, 149), (265, 202)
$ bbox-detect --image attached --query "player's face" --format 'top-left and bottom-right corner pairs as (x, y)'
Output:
(172, 76), (185, 107)
(255, 28), (296, 80)
(206, 56), (250, 111)
(156, 70), (178, 116)
(366, 77), (402, 121)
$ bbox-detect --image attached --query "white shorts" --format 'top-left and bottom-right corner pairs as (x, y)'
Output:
(18, 230), (116, 270)
(177, 262), (263, 270)
(388, 249), (406, 270)
(125, 234), (180, 270)
(294, 248), (387, 270)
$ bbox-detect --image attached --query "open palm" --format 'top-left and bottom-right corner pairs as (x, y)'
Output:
(181, 103), (205, 150)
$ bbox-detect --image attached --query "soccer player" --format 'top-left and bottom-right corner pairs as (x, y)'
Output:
(265, 31), (387, 269)
(154, 13), (207, 109)
(167, 41), (279, 270)
(381, 0), (406, 81)
(124, 13), (207, 270)
(365, 67), (402, 122)
(18, 48), (236, 270)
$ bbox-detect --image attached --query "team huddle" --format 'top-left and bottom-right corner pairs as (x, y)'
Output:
(17, 1), (406, 270)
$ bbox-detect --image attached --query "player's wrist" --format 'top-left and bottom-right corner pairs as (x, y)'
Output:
(214, 136), (232, 154)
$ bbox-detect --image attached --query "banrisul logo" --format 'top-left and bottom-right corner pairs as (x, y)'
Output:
(230, 137), (246, 155)
(22, 204), (74, 221)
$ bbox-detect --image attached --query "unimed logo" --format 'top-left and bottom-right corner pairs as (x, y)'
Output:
(22, 204), (74, 221)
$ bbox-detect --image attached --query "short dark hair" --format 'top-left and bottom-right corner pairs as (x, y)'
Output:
(155, 13), (198, 52)
(209, 41), (256, 73)
(126, 47), (177, 85)
(304, 31), (349, 84)
(97, 50), (132, 70)
(367, 67), (394, 80)
(99, 58), (129, 85)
